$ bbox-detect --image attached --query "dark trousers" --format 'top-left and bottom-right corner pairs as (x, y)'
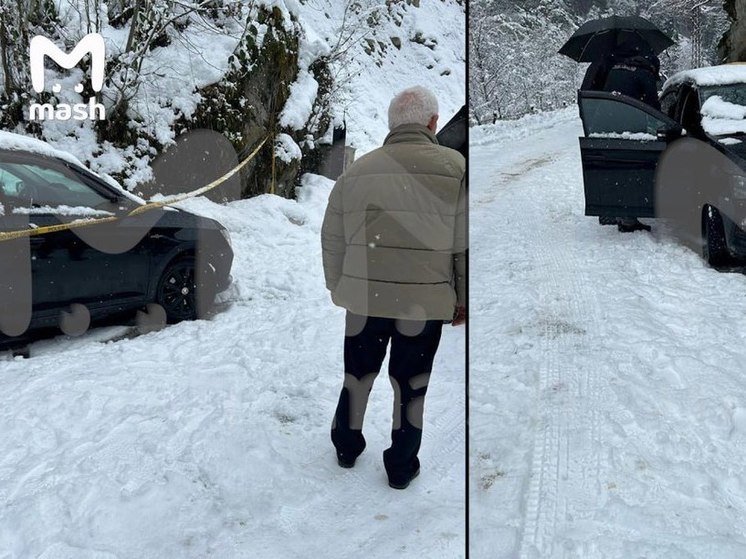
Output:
(331, 313), (443, 478)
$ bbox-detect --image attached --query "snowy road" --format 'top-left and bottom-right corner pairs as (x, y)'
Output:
(0, 176), (465, 558)
(470, 109), (746, 558)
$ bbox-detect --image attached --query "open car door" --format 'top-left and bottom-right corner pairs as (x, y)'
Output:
(437, 105), (466, 158)
(578, 90), (682, 218)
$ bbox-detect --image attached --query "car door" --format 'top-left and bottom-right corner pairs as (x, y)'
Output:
(0, 152), (151, 323)
(578, 90), (681, 218)
(437, 105), (466, 157)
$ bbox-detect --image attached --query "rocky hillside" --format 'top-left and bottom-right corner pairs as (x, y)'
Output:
(0, 0), (465, 199)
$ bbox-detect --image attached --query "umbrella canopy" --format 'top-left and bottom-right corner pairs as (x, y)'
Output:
(559, 15), (674, 62)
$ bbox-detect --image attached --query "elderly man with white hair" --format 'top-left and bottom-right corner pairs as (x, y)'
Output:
(321, 85), (466, 490)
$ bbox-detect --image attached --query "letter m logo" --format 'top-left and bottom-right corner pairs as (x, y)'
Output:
(30, 33), (105, 93)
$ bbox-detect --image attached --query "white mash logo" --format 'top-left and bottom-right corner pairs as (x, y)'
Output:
(29, 33), (106, 121)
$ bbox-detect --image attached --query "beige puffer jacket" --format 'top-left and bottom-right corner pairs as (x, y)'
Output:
(321, 123), (466, 321)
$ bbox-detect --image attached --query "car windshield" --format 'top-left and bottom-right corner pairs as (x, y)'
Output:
(0, 158), (114, 215)
(699, 84), (746, 138)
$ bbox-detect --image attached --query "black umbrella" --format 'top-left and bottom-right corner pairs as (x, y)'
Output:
(559, 15), (674, 62)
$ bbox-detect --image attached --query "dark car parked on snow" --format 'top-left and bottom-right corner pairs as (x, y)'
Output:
(0, 133), (233, 350)
(578, 64), (746, 267)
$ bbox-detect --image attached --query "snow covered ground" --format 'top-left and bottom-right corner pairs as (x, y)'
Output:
(0, 0), (466, 555)
(0, 175), (465, 558)
(470, 108), (746, 558)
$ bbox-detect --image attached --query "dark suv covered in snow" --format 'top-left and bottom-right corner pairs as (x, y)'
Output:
(578, 64), (746, 267)
(0, 133), (233, 350)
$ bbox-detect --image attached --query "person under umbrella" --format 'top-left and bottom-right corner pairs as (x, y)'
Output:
(560, 16), (673, 232)
(603, 40), (661, 111)
(564, 15), (672, 96)
(580, 55), (614, 91)
(600, 40), (662, 232)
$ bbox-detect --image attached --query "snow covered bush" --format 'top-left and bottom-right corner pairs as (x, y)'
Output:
(0, 1), (335, 200)
(0, 0), (463, 199)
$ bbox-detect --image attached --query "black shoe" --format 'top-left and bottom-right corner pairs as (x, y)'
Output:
(337, 453), (356, 468)
(10, 344), (30, 359)
(617, 219), (651, 233)
(388, 468), (420, 490)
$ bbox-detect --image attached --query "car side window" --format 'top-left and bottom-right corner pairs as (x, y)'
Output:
(0, 167), (24, 197)
(0, 158), (111, 212)
(680, 89), (705, 137)
(582, 95), (669, 139)
(660, 89), (677, 119)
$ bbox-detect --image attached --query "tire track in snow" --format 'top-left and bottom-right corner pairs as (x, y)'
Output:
(470, 118), (613, 558)
(519, 221), (608, 559)
(474, 114), (746, 558)
(508, 135), (615, 559)
(473, 155), (557, 208)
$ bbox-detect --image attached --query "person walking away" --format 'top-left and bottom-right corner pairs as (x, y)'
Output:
(321, 85), (466, 490)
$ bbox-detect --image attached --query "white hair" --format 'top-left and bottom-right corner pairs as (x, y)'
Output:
(387, 85), (439, 130)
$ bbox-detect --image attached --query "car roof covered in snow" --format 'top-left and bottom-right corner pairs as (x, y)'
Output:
(0, 130), (86, 167)
(663, 64), (746, 90)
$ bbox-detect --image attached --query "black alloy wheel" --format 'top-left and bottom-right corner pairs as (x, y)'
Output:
(156, 256), (211, 323)
(702, 205), (729, 268)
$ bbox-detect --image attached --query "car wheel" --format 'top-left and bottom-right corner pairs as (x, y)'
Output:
(598, 216), (616, 225)
(155, 256), (216, 323)
(702, 205), (729, 268)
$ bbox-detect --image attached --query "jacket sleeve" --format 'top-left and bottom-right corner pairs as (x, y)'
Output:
(453, 174), (467, 307)
(321, 179), (346, 292)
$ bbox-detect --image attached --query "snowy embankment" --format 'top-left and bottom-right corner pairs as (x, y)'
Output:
(331, 0), (465, 153)
(470, 109), (746, 558)
(0, 175), (465, 558)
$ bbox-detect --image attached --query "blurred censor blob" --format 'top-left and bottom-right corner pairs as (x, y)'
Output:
(0, 214), (32, 337)
(656, 135), (746, 252)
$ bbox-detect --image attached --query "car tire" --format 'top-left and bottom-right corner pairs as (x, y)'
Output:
(155, 256), (216, 323)
(598, 216), (616, 225)
(702, 205), (729, 268)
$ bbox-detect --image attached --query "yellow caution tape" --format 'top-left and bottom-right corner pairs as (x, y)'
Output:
(0, 135), (269, 242)
(0, 215), (120, 241)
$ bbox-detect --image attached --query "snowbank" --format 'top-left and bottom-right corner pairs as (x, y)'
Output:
(664, 63), (746, 89)
(702, 95), (746, 136)
(0, 174), (466, 558)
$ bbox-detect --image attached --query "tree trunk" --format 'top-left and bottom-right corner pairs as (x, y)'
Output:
(0, 12), (14, 96)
